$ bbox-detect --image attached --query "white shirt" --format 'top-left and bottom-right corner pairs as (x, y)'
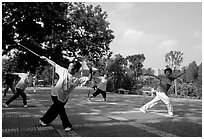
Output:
(15, 73), (30, 91)
(51, 64), (84, 102)
(98, 76), (108, 91)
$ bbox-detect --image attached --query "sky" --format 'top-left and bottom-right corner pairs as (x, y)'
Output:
(86, 2), (202, 69)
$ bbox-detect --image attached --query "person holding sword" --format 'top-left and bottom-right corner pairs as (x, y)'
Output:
(39, 56), (86, 132)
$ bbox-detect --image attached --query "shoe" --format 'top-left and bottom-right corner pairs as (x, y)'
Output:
(65, 127), (72, 132)
(24, 105), (28, 108)
(139, 107), (146, 113)
(39, 120), (48, 126)
(3, 103), (9, 108)
(168, 112), (174, 116)
(87, 98), (91, 102)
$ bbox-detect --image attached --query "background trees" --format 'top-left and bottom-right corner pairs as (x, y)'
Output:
(2, 2), (114, 71)
(2, 2), (202, 99)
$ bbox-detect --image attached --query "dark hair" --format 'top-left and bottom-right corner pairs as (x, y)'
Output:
(72, 60), (82, 72)
(164, 68), (172, 74)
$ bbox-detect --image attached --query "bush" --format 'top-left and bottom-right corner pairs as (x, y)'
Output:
(169, 82), (201, 99)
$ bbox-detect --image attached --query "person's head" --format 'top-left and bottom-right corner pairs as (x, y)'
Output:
(164, 68), (172, 76)
(68, 60), (82, 75)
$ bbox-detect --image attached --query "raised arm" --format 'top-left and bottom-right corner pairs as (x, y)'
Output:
(11, 73), (27, 78)
(143, 73), (160, 80)
(41, 56), (56, 67)
(175, 71), (185, 79)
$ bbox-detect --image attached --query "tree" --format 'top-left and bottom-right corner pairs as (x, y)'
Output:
(186, 61), (198, 83)
(165, 50), (183, 95)
(126, 54), (145, 89)
(197, 63), (202, 86)
(2, 2), (114, 71)
(108, 54), (126, 92)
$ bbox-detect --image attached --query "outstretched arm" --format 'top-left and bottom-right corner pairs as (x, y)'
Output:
(143, 73), (160, 80)
(175, 71), (185, 79)
(11, 73), (27, 78)
(40, 56), (56, 67)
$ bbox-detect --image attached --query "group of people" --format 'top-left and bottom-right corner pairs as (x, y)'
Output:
(3, 54), (185, 132)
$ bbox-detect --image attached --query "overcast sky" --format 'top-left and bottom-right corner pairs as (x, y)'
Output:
(87, 2), (202, 69)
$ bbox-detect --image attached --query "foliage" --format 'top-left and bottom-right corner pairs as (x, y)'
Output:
(184, 61), (198, 83)
(169, 82), (200, 98)
(2, 2), (114, 71)
(165, 51), (183, 70)
(126, 54), (145, 89)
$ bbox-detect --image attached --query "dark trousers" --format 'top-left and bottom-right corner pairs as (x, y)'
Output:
(40, 96), (72, 129)
(6, 88), (27, 105)
(92, 88), (106, 100)
(4, 84), (16, 96)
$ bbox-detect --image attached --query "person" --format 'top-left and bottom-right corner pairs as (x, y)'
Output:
(3, 71), (35, 108)
(87, 73), (110, 102)
(139, 67), (185, 116)
(3, 73), (16, 97)
(83, 62), (93, 87)
(39, 56), (86, 132)
(33, 74), (38, 93)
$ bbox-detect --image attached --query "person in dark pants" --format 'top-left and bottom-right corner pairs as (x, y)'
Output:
(87, 74), (110, 102)
(3, 73), (16, 97)
(3, 72), (35, 108)
(39, 56), (86, 132)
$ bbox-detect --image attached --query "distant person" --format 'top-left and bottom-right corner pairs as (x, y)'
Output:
(3, 71), (35, 108)
(3, 73), (16, 97)
(87, 73), (111, 103)
(39, 56), (86, 132)
(140, 68), (185, 116)
(33, 74), (38, 93)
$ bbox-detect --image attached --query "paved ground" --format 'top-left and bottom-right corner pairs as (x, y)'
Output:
(2, 87), (202, 137)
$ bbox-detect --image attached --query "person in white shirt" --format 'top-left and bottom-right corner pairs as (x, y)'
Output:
(87, 73), (109, 102)
(39, 56), (86, 132)
(3, 71), (34, 108)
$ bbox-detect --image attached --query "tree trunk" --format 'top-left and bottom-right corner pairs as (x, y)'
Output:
(174, 80), (177, 95)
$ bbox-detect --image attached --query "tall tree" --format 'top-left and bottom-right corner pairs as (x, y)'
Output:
(2, 2), (114, 71)
(197, 63), (202, 86)
(126, 54), (145, 89)
(165, 50), (183, 95)
(186, 61), (198, 83)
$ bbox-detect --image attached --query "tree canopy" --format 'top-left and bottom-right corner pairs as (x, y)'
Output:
(2, 2), (115, 71)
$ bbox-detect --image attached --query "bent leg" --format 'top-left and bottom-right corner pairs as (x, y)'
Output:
(91, 89), (101, 98)
(5, 90), (20, 105)
(141, 95), (160, 111)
